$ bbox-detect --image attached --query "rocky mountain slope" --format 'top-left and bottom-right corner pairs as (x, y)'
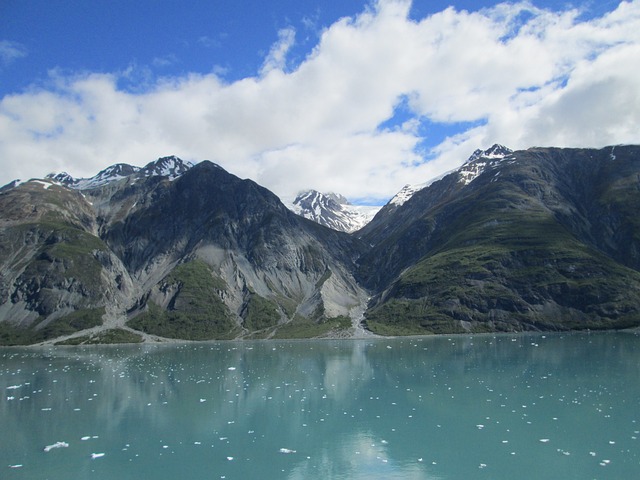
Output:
(2, 145), (640, 344)
(357, 145), (640, 334)
(0, 157), (368, 344)
(288, 190), (380, 233)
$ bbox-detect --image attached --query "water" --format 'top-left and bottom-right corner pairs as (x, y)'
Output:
(1, 333), (639, 479)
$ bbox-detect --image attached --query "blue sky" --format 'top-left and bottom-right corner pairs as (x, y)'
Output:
(1, 0), (639, 204)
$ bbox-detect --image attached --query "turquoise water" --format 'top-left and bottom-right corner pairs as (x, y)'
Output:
(1, 333), (639, 479)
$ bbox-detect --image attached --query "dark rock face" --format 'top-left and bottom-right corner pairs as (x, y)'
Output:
(358, 145), (640, 334)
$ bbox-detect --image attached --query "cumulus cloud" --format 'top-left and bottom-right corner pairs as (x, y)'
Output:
(1, 0), (639, 204)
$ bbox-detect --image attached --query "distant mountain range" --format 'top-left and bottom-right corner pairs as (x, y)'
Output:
(2, 144), (640, 344)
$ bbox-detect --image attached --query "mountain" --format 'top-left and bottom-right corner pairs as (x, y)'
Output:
(45, 155), (192, 190)
(288, 190), (381, 233)
(357, 144), (640, 335)
(0, 157), (367, 345)
(3, 145), (640, 344)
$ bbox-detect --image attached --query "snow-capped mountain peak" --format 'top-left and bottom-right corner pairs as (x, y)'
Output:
(388, 168), (456, 207)
(466, 144), (512, 163)
(389, 182), (429, 207)
(458, 144), (513, 185)
(288, 190), (381, 233)
(37, 156), (194, 191)
(387, 144), (513, 206)
(79, 163), (140, 190)
(45, 171), (76, 186)
(140, 155), (194, 180)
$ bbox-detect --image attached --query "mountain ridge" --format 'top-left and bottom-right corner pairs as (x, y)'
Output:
(2, 144), (640, 344)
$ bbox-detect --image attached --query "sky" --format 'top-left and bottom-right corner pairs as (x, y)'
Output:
(1, 0), (639, 205)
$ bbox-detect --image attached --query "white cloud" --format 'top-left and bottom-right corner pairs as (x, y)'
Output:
(1, 1), (639, 203)
(260, 27), (296, 75)
(0, 40), (27, 66)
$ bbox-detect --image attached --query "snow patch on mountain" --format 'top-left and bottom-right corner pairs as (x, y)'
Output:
(458, 144), (513, 185)
(288, 190), (381, 233)
(388, 144), (514, 206)
(389, 167), (456, 207)
(140, 155), (194, 180)
(41, 156), (194, 190)
(390, 181), (430, 207)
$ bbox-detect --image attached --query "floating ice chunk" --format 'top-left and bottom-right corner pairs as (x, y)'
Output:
(227, 456), (234, 461)
(44, 441), (69, 452)
(279, 448), (297, 454)
(6, 385), (22, 390)
(91, 453), (105, 459)
(227, 367), (236, 371)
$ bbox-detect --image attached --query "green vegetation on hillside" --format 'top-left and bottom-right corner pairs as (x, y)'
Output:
(242, 293), (280, 330)
(272, 315), (352, 339)
(127, 260), (239, 340)
(0, 307), (105, 345)
(365, 202), (640, 335)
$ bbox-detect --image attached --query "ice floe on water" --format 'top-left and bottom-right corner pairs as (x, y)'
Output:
(44, 441), (69, 452)
(2, 333), (640, 479)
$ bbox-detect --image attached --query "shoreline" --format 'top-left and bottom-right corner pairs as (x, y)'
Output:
(4, 325), (639, 349)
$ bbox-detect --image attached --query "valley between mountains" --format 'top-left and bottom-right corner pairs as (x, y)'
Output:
(2, 145), (640, 345)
